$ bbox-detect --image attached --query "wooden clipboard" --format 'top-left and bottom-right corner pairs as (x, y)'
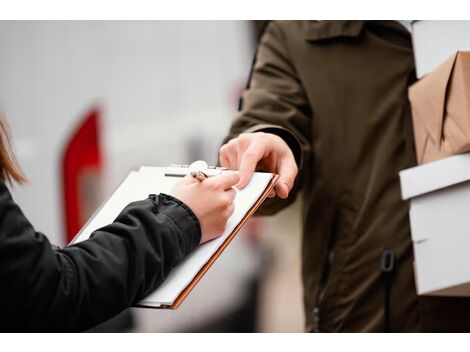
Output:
(137, 173), (279, 309)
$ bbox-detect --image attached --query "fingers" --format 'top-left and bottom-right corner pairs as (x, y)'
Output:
(225, 187), (236, 203)
(226, 203), (235, 218)
(178, 173), (200, 185)
(213, 204), (235, 237)
(220, 134), (266, 189)
(275, 153), (298, 199)
(219, 140), (239, 170)
(204, 171), (240, 190)
(237, 146), (264, 189)
(220, 133), (294, 196)
(219, 146), (231, 169)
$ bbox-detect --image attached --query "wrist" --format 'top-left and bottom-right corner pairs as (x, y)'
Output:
(150, 193), (202, 250)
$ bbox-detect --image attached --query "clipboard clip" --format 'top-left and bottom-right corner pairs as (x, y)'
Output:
(164, 160), (228, 177)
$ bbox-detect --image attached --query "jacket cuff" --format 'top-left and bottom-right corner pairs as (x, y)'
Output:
(242, 124), (303, 168)
(153, 193), (202, 250)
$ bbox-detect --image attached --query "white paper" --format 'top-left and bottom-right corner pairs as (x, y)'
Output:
(72, 166), (273, 307)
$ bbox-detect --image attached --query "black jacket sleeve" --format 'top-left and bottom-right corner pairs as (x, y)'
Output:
(0, 180), (201, 332)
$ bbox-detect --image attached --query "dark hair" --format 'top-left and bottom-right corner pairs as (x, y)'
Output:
(0, 113), (27, 184)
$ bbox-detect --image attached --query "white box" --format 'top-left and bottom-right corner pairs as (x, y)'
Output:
(412, 20), (470, 78)
(400, 153), (470, 296)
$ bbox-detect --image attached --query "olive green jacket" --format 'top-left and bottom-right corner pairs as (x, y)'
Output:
(224, 20), (470, 332)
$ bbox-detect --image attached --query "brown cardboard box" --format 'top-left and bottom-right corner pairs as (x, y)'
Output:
(409, 51), (470, 164)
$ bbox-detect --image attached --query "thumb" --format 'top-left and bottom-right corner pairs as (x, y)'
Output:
(275, 154), (298, 199)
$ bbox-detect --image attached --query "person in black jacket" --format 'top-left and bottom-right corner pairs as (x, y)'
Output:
(0, 117), (239, 332)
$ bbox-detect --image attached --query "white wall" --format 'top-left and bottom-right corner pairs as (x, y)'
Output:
(0, 21), (253, 245)
(0, 21), (306, 332)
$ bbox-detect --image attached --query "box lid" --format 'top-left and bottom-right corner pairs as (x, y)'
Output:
(400, 153), (470, 200)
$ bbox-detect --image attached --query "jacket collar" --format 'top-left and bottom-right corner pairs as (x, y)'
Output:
(304, 21), (365, 42)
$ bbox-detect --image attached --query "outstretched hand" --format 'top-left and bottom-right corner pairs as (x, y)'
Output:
(219, 132), (298, 199)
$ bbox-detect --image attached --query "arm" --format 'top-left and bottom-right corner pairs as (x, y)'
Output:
(222, 21), (312, 215)
(0, 180), (198, 332)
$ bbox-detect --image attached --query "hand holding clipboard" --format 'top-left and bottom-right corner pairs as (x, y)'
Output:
(72, 161), (278, 309)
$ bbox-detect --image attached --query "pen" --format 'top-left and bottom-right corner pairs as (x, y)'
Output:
(191, 170), (208, 182)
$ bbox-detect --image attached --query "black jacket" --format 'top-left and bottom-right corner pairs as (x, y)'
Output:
(0, 179), (201, 332)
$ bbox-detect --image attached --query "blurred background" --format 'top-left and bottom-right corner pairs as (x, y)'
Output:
(0, 21), (304, 332)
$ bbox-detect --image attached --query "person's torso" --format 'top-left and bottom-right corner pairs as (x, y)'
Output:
(277, 20), (470, 332)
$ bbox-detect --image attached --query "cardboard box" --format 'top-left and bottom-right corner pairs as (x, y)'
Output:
(412, 20), (470, 79)
(400, 153), (470, 296)
(408, 51), (470, 164)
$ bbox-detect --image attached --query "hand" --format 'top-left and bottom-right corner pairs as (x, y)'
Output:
(219, 132), (298, 199)
(169, 171), (240, 244)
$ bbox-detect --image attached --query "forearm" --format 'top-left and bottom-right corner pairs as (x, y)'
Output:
(54, 194), (200, 331)
(0, 181), (200, 332)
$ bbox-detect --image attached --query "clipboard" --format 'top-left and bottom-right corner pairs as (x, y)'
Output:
(70, 162), (279, 309)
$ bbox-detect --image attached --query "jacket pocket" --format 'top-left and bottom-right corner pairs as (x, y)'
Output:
(316, 206), (354, 330)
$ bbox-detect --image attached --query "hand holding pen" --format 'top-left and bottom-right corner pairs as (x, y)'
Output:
(191, 170), (208, 182)
(170, 169), (239, 244)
